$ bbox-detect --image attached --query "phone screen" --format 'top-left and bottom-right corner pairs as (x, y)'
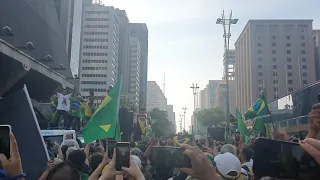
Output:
(115, 142), (130, 171)
(108, 140), (117, 158)
(253, 138), (320, 180)
(0, 126), (11, 159)
(151, 146), (191, 168)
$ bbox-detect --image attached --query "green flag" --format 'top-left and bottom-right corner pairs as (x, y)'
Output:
(253, 118), (271, 139)
(236, 108), (250, 136)
(244, 95), (270, 120)
(83, 77), (122, 143)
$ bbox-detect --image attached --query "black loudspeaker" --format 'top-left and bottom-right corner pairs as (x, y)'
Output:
(207, 127), (225, 141)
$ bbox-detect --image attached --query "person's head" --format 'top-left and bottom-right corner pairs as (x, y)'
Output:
(89, 153), (104, 172)
(46, 161), (80, 180)
(61, 145), (69, 161)
(66, 147), (78, 160)
(66, 134), (73, 140)
(93, 146), (104, 154)
(220, 144), (237, 155)
(67, 150), (86, 171)
(214, 152), (242, 180)
(130, 142), (136, 148)
(62, 89), (67, 95)
(239, 147), (253, 163)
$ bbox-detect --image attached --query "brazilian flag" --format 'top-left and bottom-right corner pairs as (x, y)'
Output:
(71, 98), (85, 120)
(244, 95), (270, 120)
(173, 135), (193, 146)
(50, 98), (58, 122)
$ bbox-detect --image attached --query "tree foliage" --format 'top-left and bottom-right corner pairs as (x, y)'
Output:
(196, 107), (226, 127)
(149, 108), (173, 137)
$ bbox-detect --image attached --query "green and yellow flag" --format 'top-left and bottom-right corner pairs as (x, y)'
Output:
(253, 118), (271, 139)
(244, 95), (270, 120)
(83, 77), (122, 143)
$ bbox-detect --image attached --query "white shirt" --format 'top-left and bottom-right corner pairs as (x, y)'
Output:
(57, 93), (71, 111)
(61, 139), (80, 149)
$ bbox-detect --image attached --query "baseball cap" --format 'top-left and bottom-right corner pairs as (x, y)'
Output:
(214, 152), (241, 179)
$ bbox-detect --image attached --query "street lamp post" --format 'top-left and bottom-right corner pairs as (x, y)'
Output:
(179, 114), (184, 133)
(216, 10), (238, 134)
(190, 83), (199, 135)
(182, 106), (187, 131)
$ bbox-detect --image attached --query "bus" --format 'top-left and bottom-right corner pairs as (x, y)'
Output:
(262, 81), (320, 137)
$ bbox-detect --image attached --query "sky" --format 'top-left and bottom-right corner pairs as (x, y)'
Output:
(102, 0), (320, 132)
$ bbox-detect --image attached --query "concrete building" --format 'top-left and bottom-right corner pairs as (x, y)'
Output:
(79, 4), (119, 99)
(128, 37), (141, 108)
(215, 82), (227, 110)
(167, 105), (176, 133)
(130, 24), (148, 109)
(313, 30), (320, 80)
(199, 90), (206, 109)
(235, 20), (316, 113)
(146, 81), (167, 111)
(116, 9), (130, 99)
(208, 80), (224, 108)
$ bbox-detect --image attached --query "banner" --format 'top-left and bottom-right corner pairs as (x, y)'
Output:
(0, 85), (49, 179)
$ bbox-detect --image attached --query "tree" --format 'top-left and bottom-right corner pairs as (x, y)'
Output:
(196, 107), (226, 127)
(149, 108), (173, 137)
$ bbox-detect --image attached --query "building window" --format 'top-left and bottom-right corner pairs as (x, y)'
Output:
(302, 72), (307, 77)
(303, 80), (308, 84)
(258, 65), (262, 69)
(302, 58), (307, 62)
(272, 36), (276, 40)
(287, 65), (292, 69)
(258, 72), (263, 76)
(288, 72), (292, 76)
(257, 43), (262, 47)
(288, 80), (293, 84)
(273, 80), (278, 84)
(258, 50), (262, 54)
(288, 87), (293, 92)
(258, 57), (262, 62)
(301, 50), (306, 54)
(273, 72), (277, 76)
(301, 43), (306, 47)
(272, 43), (276, 47)
(287, 57), (292, 62)
(286, 35), (290, 40)
(274, 95), (279, 99)
(272, 50), (276, 54)
(287, 50), (291, 54)
(301, 36), (305, 40)
(272, 57), (277, 62)
(273, 65), (277, 69)
(274, 87), (278, 91)
(302, 65), (307, 69)
(286, 43), (291, 47)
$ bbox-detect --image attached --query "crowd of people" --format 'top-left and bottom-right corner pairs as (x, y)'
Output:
(0, 101), (320, 180)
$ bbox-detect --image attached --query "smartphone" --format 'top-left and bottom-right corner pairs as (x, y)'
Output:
(151, 146), (191, 169)
(115, 142), (130, 171)
(107, 140), (117, 159)
(0, 125), (11, 159)
(253, 138), (320, 180)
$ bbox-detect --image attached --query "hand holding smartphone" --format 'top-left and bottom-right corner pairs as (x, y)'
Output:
(115, 142), (130, 171)
(107, 140), (117, 159)
(0, 125), (11, 159)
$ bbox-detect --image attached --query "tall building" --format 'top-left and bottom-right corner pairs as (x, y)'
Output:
(53, 0), (84, 76)
(116, 9), (130, 98)
(199, 90), (206, 109)
(128, 36), (141, 108)
(130, 23), (148, 109)
(79, 4), (119, 99)
(235, 20), (316, 113)
(215, 82), (227, 109)
(166, 105), (176, 132)
(313, 30), (320, 80)
(208, 80), (223, 108)
(146, 81), (167, 111)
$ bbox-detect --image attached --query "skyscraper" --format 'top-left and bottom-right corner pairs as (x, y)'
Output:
(128, 36), (141, 108)
(129, 23), (148, 110)
(235, 20), (315, 113)
(146, 81), (167, 111)
(79, 4), (119, 99)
